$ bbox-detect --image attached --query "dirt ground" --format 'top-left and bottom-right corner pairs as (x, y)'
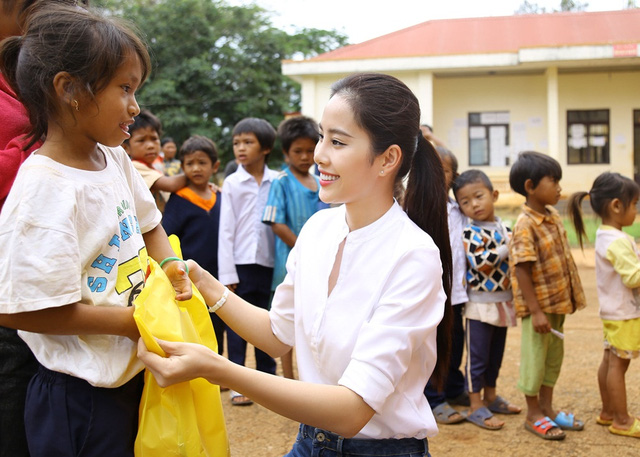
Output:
(219, 249), (640, 456)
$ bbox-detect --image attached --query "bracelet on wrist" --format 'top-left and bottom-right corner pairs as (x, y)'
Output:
(158, 256), (189, 275)
(208, 287), (230, 313)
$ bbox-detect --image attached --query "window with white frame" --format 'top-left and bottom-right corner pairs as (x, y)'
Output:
(567, 109), (609, 164)
(468, 111), (510, 166)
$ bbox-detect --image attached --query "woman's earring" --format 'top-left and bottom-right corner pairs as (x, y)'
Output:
(73, 99), (79, 111)
(380, 170), (384, 175)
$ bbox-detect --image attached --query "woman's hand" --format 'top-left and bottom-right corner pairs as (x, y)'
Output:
(162, 260), (192, 301)
(137, 337), (221, 387)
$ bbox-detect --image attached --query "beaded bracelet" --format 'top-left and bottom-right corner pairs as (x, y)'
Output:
(158, 256), (189, 275)
(208, 287), (230, 314)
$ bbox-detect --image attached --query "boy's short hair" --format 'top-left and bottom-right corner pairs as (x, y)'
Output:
(179, 135), (218, 164)
(161, 136), (175, 147)
(452, 169), (494, 198)
(232, 117), (276, 151)
(277, 116), (319, 153)
(509, 150), (562, 197)
(124, 109), (162, 145)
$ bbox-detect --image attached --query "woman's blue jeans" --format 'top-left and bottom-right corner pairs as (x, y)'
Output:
(284, 424), (430, 457)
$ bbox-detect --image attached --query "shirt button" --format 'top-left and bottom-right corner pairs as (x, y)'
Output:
(316, 432), (326, 442)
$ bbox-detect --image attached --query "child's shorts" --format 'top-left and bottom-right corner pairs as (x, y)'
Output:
(603, 317), (640, 359)
(24, 365), (143, 457)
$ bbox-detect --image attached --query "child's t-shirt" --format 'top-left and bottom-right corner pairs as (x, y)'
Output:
(0, 145), (161, 387)
(595, 225), (640, 321)
(132, 160), (167, 212)
(262, 167), (326, 290)
(163, 188), (221, 278)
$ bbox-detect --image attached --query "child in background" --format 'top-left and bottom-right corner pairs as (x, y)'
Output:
(452, 169), (520, 431)
(162, 135), (226, 358)
(424, 146), (469, 425)
(509, 151), (586, 441)
(0, 5), (190, 456)
(123, 110), (186, 211)
(262, 115), (326, 379)
(161, 136), (181, 176)
(218, 117), (279, 405)
(568, 172), (640, 439)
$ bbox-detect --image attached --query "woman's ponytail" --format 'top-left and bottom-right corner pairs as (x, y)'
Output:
(403, 134), (453, 390)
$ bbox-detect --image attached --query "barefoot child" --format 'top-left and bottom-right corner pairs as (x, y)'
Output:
(509, 151), (586, 441)
(568, 172), (640, 439)
(453, 170), (520, 430)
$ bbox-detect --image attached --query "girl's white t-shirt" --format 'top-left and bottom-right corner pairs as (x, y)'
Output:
(0, 145), (161, 387)
(269, 202), (446, 439)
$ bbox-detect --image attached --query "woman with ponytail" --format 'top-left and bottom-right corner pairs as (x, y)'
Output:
(139, 72), (451, 457)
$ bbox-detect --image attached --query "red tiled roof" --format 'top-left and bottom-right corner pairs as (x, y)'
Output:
(311, 10), (640, 61)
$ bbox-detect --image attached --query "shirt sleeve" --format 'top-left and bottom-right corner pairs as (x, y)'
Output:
(133, 162), (163, 189)
(606, 236), (640, 289)
(262, 177), (287, 225)
(268, 244), (297, 347)
(217, 179), (239, 285)
(509, 219), (537, 265)
(0, 174), (82, 313)
(338, 245), (445, 412)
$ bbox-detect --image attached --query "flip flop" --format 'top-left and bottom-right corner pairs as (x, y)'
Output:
(466, 406), (503, 430)
(487, 395), (521, 415)
(432, 402), (466, 424)
(596, 415), (613, 426)
(524, 416), (566, 440)
(554, 411), (584, 431)
(230, 390), (253, 406)
(609, 417), (640, 438)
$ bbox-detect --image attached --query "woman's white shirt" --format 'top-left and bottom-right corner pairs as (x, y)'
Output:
(269, 202), (445, 439)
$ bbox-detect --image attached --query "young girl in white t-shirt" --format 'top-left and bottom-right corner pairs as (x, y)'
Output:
(0, 5), (190, 456)
(138, 72), (453, 456)
(569, 172), (640, 439)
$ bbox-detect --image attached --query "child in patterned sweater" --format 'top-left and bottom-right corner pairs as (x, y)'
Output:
(453, 169), (520, 431)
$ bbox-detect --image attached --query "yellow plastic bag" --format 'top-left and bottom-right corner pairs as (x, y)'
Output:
(133, 238), (229, 457)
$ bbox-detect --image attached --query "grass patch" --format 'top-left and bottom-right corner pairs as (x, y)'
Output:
(495, 206), (640, 248)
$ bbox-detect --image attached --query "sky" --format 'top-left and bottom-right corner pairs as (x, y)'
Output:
(226, 0), (631, 44)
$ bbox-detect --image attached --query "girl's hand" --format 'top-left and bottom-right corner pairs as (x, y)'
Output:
(137, 337), (221, 387)
(162, 260), (192, 301)
(531, 311), (551, 334)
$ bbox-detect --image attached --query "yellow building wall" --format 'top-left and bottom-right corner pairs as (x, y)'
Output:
(299, 69), (640, 202)
(558, 70), (640, 193)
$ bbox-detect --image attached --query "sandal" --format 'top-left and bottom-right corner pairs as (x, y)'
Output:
(554, 411), (584, 431)
(524, 416), (566, 440)
(487, 395), (521, 415)
(230, 390), (253, 406)
(432, 402), (466, 424)
(609, 417), (640, 438)
(466, 406), (503, 430)
(596, 415), (613, 426)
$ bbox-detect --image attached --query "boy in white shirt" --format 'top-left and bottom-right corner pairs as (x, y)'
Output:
(218, 117), (279, 405)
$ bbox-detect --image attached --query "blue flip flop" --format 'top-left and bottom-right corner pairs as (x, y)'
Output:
(554, 411), (584, 431)
(466, 406), (503, 430)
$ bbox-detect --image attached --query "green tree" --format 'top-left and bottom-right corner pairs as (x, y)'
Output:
(515, 0), (588, 14)
(94, 0), (347, 164)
